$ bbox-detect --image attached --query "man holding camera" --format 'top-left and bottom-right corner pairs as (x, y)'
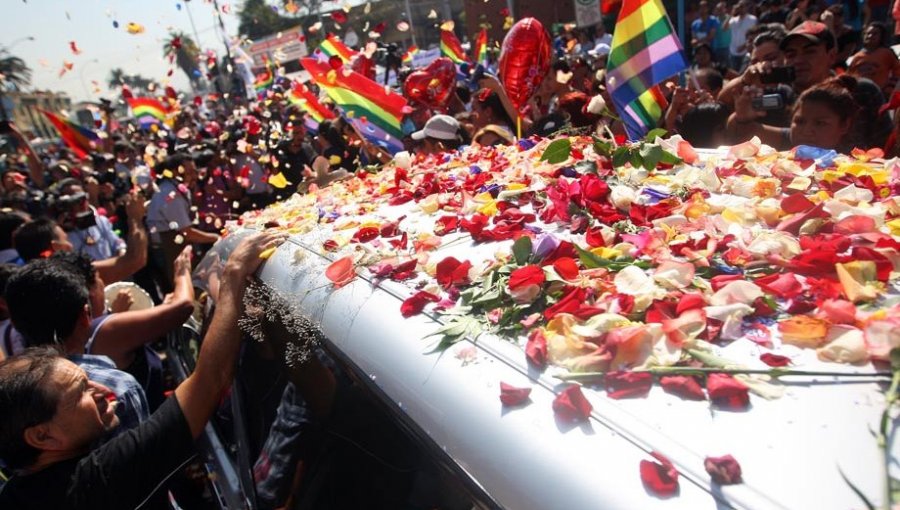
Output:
(53, 179), (124, 262)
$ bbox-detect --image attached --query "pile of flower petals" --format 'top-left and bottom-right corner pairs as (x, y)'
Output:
(238, 134), (900, 389)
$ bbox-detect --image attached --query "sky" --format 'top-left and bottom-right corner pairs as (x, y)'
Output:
(0, 0), (243, 104)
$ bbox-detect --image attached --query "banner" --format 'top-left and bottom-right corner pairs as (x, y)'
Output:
(575, 0), (603, 27)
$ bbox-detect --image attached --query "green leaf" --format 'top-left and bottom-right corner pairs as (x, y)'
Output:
(612, 147), (629, 168)
(540, 138), (572, 164)
(575, 245), (606, 269)
(644, 128), (667, 141)
(592, 138), (614, 157)
(629, 151), (643, 170)
(471, 286), (502, 305)
(640, 144), (663, 171)
(512, 235), (533, 265)
(660, 149), (681, 165)
(891, 348), (900, 372)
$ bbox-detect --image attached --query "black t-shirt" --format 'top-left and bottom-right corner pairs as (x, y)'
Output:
(0, 396), (193, 510)
(275, 140), (317, 197)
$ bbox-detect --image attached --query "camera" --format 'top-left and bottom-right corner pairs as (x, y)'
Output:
(52, 191), (98, 231)
(752, 94), (785, 111)
(760, 66), (795, 85)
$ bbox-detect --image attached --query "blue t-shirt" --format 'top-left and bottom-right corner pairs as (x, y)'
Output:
(691, 16), (720, 43)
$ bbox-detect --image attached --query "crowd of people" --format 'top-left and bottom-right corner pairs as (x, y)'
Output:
(0, 0), (899, 507)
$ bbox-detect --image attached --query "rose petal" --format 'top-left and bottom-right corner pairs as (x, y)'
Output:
(525, 328), (548, 368)
(778, 315), (829, 347)
(640, 451), (679, 497)
(660, 375), (706, 400)
(704, 455), (742, 485)
(499, 382), (532, 406)
(552, 257), (580, 280)
(400, 291), (439, 318)
(605, 371), (653, 399)
(819, 299), (857, 325)
(759, 353), (792, 367)
(552, 385), (593, 422)
(509, 265), (545, 291)
(707, 373), (750, 409)
(325, 256), (355, 287)
(754, 272), (803, 299)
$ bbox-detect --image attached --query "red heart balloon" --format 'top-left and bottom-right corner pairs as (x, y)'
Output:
(402, 57), (457, 109)
(498, 17), (552, 112)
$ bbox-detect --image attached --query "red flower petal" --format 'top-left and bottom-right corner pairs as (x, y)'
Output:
(433, 216), (459, 236)
(552, 257), (580, 280)
(759, 353), (792, 367)
(659, 375), (706, 400)
(400, 291), (439, 318)
(605, 371), (653, 399)
(325, 256), (355, 287)
(525, 328), (548, 368)
(781, 193), (815, 214)
(552, 385), (593, 422)
(640, 451), (679, 497)
(706, 373), (750, 409)
(704, 455), (742, 485)
(352, 226), (380, 243)
(755, 272), (803, 299)
(499, 382), (532, 406)
(508, 265), (545, 291)
(675, 293), (706, 315)
(390, 259), (418, 281)
(435, 257), (472, 289)
(834, 215), (876, 235)
(820, 299), (857, 325)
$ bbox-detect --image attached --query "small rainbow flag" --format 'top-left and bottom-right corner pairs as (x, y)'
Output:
(316, 34), (357, 65)
(288, 81), (336, 133)
(606, 0), (688, 140)
(40, 110), (99, 159)
(472, 29), (488, 66)
(440, 29), (468, 65)
(253, 57), (275, 93)
(126, 97), (169, 127)
(301, 58), (408, 154)
(401, 45), (419, 65)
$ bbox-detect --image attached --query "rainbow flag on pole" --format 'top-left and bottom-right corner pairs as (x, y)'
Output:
(401, 45), (419, 65)
(288, 81), (336, 133)
(440, 30), (468, 65)
(126, 97), (169, 127)
(253, 57), (275, 93)
(472, 29), (488, 66)
(301, 58), (408, 154)
(316, 34), (357, 64)
(605, 0), (688, 140)
(41, 110), (99, 159)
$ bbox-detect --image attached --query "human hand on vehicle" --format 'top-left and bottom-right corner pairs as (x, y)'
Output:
(224, 231), (288, 281)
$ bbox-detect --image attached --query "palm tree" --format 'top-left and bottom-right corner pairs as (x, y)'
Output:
(163, 31), (203, 92)
(0, 50), (32, 91)
(107, 67), (126, 89)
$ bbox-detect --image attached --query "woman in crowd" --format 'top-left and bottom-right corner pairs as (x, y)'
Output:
(848, 21), (900, 94)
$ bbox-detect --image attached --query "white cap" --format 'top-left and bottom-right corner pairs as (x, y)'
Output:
(589, 42), (611, 57)
(411, 115), (459, 141)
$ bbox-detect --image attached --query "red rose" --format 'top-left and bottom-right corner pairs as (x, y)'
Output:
(552, 257), (580, 280)
(640, 451), (679, 497)
(759, 353), (792, 367)
(704, 455), (742, 485)
(552, 385), (593, 422)
(499, 382), (532, 406)
(400, 291), (439, 318)
(706, 373), (750, 409)
(660, 375), (706, 400)
(435, 257), (472, 290)
(605, 371), (653, 399)
(508, 265), (545, 291)
(526, 329), (548, 368)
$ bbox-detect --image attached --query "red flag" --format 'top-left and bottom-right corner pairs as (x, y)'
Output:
(40, 110), (98, 159)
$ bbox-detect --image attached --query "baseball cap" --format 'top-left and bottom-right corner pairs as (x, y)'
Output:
(780, 21), (835, 51)
(411, 115), (459, 141)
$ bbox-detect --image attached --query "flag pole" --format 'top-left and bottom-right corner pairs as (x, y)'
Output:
(677, 0), (687, 87)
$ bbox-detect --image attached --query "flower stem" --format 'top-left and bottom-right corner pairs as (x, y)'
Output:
(878, 368), (900, 509)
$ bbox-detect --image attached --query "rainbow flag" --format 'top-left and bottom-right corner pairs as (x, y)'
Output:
(288, 81), (336, 133)
(472, 29), (488, 66)
(301, 58), (408, 154)
(440, 30), (468, 65)
(316, 34), (357, 64)
(402, 45), (419, 65)
(126, 97), (169, 127)
(41, 110), (99, 159)
(606, 0), (688, 140)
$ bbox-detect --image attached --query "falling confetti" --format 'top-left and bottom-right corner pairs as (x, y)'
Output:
(69, 41), (81, 55)
(397, 21), (410, 32)
(126, 22), (145, 34)
(58, 61), (73, 78)
(364, 2), (371, 14)
(441, 20), (455, 31)
(427, 9), (438, 19)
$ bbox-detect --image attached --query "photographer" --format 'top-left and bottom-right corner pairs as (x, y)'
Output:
(51, 179), (124, 262)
